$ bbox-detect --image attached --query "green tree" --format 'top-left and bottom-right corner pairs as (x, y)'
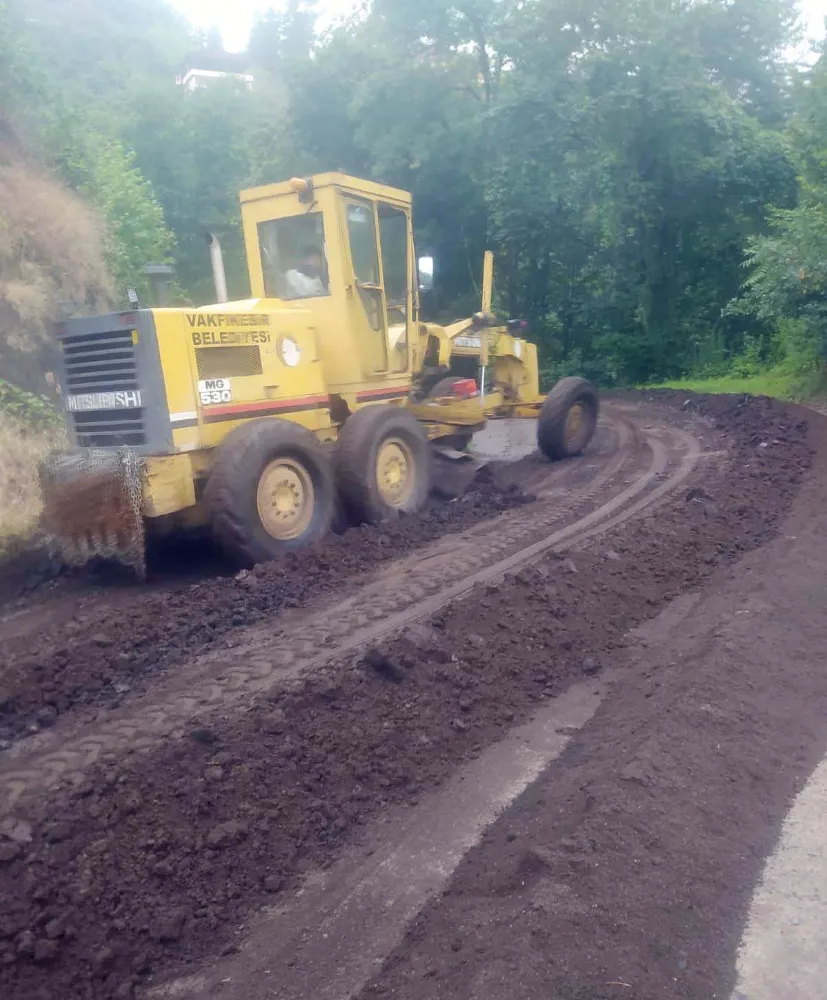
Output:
(249, 1), (318, 72)
(487, 0), (797, 381)
(735, 45), (827, 368)
(7, 0), (192, 109)
(0, 0), (818, 388)
(124, 78), (274, 302)
(58, 129), (175, 301)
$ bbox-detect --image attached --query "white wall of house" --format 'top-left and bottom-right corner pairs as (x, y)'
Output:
(176, 68), (254, 92)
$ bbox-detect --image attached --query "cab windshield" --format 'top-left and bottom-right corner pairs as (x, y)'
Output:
(258, 213), (329, 300)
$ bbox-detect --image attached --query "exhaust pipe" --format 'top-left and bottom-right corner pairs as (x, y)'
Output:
(207, 232), (229, 304)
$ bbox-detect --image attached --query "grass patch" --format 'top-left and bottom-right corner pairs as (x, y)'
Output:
(650, 365), (827, 402)
(0, 412), (66, 556)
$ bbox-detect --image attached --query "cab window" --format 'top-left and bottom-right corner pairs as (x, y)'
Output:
(346, 203), (380, 285)
(379, 204), (408, 308)
(258, 213), (329, 300)
(346, 200), (384, 339)
(379, 203), (409, 372)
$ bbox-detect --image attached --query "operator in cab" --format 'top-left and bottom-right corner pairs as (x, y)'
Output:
(284, 247), (327, 299)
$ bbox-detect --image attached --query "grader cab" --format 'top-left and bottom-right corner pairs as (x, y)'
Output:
(41, 172), (598, 574)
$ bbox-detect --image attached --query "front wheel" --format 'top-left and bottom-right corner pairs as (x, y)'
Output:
(335, 405), (432, 524)
(537, 376), (598, 461)
(205, 418), (335, 566)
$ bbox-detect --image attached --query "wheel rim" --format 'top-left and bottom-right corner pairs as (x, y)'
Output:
(256, 458), (315, 540)
(564, 402), (588, 451)
(376, 437), (416, 508)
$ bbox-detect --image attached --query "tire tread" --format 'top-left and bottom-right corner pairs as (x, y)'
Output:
(204, 418), (334, 566)
(537, 376), (599, 461)
(335, 405), (431, 524)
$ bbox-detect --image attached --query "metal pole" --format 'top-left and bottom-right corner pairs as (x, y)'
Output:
(481, 250), (494, 315)
(208, 233), (229, 304)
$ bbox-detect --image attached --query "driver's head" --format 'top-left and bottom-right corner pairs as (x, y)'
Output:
(298, 247), (323, 279)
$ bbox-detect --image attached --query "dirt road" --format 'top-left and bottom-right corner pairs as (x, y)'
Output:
(0, 393), (817, 1000)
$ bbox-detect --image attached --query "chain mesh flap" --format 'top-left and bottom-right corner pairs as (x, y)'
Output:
(39, 449), (146, 578)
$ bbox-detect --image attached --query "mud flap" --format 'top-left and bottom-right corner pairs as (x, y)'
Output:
(430, 445), (487, 500)
(38, 450), (146, 578)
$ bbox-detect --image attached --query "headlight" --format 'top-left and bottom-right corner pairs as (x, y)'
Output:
(280, 337), (301, 367)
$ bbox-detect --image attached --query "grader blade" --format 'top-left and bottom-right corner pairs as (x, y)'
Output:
(430, 445), (487, 500)
(38, 450), (146, 578)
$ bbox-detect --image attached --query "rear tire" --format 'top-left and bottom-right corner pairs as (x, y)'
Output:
(537, 377), (598, 461)
(205, 418), (335, 567)
(335, 405), (432, 524)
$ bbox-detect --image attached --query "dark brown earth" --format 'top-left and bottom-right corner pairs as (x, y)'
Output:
(359, 399), (827, 1000)
(0, 393), (812, 1000)
(0, 471), (529, 744)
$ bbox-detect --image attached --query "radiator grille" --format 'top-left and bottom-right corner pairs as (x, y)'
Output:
(61, 329), (146, 447)
(63, 329), (139, 393)
(196, 345), (263, 379)
(71, 409), (145, 448)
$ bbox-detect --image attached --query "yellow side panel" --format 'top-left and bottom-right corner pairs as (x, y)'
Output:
(153, 306), (336, 453)
(154, 310), (200, 453)
(143, 454), (196, 518)
(191, 312), (330, 449)
(195, 406), (331, 449)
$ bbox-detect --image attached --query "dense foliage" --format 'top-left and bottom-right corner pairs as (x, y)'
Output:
(1, 0), (825, 385)
(0, 379), (61, 428)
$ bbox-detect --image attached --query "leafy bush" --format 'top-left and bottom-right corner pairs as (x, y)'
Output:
(540, 349), (620, 391)
(0, 379), (62, 429)
(730, 334), (766, 378)
(774, 316), (824, 371)
(56, 131), (175, 303)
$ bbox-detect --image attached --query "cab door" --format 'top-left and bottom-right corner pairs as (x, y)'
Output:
(377, 201), (413, 374)
(344, 198), (389, 375)
(343, 197), (414, 379)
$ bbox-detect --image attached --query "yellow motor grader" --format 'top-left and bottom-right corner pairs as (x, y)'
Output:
(40, 173), (598, 573)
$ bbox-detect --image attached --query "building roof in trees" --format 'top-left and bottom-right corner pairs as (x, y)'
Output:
(180, 49), (250, 75)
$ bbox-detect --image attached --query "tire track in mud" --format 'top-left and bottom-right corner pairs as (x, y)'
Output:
(0, 411), (702, 813)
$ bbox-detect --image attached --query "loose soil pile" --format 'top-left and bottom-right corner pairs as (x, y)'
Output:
(0, 393), (811, 999)
(0, 473), (528, 744)
(360, 399), (827, 1000)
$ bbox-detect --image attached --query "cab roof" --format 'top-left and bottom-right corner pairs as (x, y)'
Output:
(240, 172), (412, 208)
